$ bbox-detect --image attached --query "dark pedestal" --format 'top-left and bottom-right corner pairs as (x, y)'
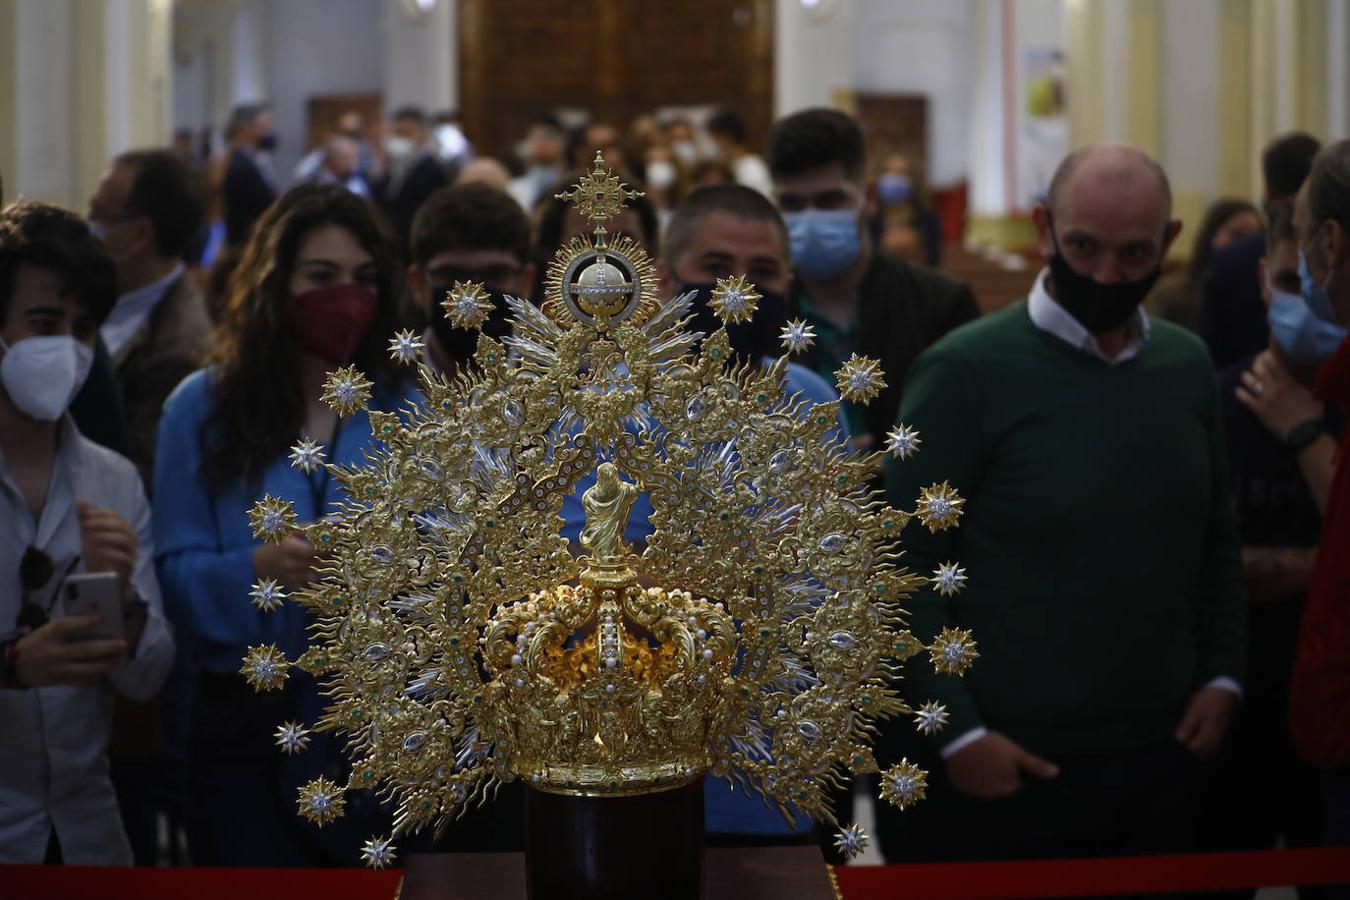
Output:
(400, 846), (838, 900)
(523, 781), (704, 899)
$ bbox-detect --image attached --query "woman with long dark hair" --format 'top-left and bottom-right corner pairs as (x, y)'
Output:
(1146, 198), (1261, 331)
(152, 184), (414, 865)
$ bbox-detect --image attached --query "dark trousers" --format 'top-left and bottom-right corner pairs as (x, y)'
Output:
(1328, 771), (1350, 850)
(815, 733), (1215, 898)
(110, 757), (174, 865)
(1197, 598), (1327, 898)
(187, 671), (527, 865)
(185, 673), (331, 866)
(186, 671), (405, 867)
(1320, 772), (1350, 899)
(886, 739), (1208, 900)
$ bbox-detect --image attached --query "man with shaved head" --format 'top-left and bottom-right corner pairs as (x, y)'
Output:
(882, 143), (1246, 862)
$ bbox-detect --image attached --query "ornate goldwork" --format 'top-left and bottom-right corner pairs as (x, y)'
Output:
(244, 157), (973, 864)
(710, 275), (761, 325)
(555, 151), (645, 228)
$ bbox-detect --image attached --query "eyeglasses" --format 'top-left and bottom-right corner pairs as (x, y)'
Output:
(17, 546), (79, 631)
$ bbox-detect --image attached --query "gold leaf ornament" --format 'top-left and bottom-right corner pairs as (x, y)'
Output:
(237, 154), (976, 866)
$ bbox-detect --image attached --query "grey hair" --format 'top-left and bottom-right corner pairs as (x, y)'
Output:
(1307, 139), (1350, 231)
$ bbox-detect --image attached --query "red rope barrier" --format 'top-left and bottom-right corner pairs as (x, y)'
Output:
(833, 848), (1350, 899)
(0, 865), (403, 900)
(3, 848), (1348, 900)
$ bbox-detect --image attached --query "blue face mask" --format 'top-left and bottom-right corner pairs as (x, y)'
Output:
(876, 173), (914, 206)
(1268, 287), (1347, 365)
(1299, 249), (1339, 324)
(784, 209), (862, 280)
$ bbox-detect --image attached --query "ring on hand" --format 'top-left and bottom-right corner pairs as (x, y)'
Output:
(1251, 380), (1265, 396)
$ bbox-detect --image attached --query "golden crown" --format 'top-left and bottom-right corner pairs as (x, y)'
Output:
(243, 153), (976, 868)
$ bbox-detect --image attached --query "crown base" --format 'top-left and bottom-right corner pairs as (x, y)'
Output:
(517, 758), (708, 799)
(524, 777), (704, 900)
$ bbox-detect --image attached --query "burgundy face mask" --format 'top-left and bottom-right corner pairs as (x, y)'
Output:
(287, 283), (379, 365)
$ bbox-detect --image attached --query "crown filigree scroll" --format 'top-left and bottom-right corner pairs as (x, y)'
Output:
(244, 155), (976, 868)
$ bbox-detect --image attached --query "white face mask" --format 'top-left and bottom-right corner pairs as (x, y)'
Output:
(0, 335), (94, 421)
(434, 124), (467, 160)
(646, 159), (677, 191)
(386, 135), (415, 161)
(671, 140), (698, 165)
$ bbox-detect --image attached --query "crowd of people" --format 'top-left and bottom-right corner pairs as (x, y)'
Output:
(0, 97), (1348, 898)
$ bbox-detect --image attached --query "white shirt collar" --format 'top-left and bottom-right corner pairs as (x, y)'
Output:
(1026, 268), (1151, 365)
(100, 263), (185, 359)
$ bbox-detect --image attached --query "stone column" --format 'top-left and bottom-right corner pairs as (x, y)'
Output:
(383, 0), (457, 114)
(0, 0), (171, 210)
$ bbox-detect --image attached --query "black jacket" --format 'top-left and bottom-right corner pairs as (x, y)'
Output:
(223, 149), (277, 247)
(1199, 230), (1268, 369)
(377, 154), (451, 256)
(793, 252), (980, 445)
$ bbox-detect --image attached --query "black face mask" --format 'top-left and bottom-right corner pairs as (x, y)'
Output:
(678, 282), (789, 364)
(429, 284), (512, 367)
(257, 131), (278, 152)
(1047, 224), (1162, 335)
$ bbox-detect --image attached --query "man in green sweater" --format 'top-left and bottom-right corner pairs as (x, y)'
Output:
(884, 143), (1246, 861)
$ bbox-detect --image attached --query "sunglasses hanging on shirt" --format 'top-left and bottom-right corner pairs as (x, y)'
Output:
(17, 546), (80, 630)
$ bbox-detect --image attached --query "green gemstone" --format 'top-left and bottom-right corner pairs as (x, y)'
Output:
(756, 393), (768, 404)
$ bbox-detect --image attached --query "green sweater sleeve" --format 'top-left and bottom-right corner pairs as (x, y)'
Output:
(885, 341), (986, 743)
(1192, 383), (1247, 687)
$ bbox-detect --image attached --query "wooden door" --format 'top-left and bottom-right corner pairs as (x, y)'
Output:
(852, 93), (928, 181)
(458, 0), (774, 161)
(305, 93), (384, 152)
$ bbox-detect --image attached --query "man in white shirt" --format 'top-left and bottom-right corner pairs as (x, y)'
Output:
(0, 201), (175, 864)
(88, 149), (212, 484)
(707, 109), (774, 198)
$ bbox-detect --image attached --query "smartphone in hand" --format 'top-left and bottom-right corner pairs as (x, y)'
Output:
(63, 572), (125, 642)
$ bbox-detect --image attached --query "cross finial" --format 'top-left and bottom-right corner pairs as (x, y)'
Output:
(555, 151), (645, 230)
